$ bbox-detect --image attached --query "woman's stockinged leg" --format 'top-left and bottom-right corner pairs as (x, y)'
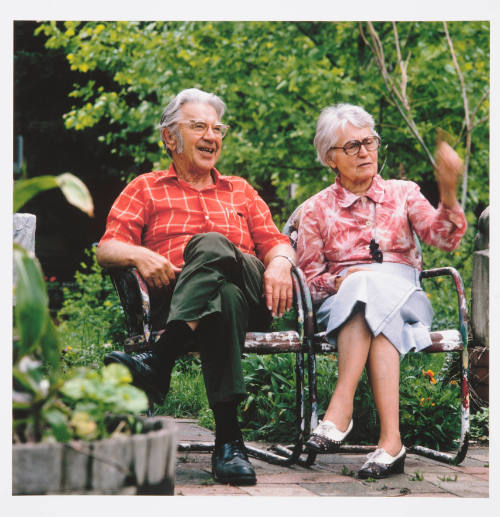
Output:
(366, 334), (402, 456)
(323, 311), (371, 431)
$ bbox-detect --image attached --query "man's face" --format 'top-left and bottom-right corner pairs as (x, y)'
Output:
(166, 102), (222, 177)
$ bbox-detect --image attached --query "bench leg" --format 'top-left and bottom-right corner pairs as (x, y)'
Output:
(408, 348), (469, 465)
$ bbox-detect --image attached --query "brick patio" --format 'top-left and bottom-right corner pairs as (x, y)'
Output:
(173, 418), (489, 498)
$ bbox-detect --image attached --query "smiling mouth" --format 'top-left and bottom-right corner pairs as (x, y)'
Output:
(198, 147), (215, 154)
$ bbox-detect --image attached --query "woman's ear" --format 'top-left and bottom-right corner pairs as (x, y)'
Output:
(325, 149), (337, 170)
(162, 127), (177, 152)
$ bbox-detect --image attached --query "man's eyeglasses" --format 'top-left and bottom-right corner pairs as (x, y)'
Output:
(330, 136), (381, 156)
(178, 119), (229, 139)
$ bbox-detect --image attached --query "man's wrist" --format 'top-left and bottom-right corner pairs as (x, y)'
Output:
(269, 254), (295, 269)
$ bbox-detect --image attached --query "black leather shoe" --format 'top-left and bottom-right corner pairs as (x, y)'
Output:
(104, 350), (172, 405)
(358, 446), (406, 479)
(211, 440), (256, 485)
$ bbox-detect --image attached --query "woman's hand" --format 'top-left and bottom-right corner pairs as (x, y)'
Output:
(434, 140), (463, 208)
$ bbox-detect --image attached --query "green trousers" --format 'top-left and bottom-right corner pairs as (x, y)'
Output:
(152, 232), (271, 407)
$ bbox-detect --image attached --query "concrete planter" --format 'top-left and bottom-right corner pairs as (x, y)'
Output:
(12, 416), (177, 495)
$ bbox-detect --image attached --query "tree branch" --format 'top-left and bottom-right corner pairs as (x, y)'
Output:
(470, 87), (489, 126)
(472, 113), (489, 131)
(443, 22), (470, 130)
(362, 22), (436, 168)
(392, 22), (410, 112)
(443, 21), (470, 209)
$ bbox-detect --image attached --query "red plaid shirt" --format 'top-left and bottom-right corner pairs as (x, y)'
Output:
(99, 164), (289, 267)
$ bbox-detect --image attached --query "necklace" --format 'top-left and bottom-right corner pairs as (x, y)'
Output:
(369, 203), (383, 263)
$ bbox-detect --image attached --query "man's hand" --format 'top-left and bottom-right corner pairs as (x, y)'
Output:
(96, 239), (181, 290)
(134, 247), (182, 290)
(263, 256), (294, 318)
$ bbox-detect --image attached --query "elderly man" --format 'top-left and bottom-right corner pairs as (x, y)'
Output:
(97, 88), (295, 485)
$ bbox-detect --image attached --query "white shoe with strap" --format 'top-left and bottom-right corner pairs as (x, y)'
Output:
(358, 445), (406, 479)
(305, 419), (353, 453)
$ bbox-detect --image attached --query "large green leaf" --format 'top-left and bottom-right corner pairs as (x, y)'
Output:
(13, 244), (49, 356)
(102, 363), (132, 385)
(13, 173), (94, 217)
(55, 173), (94, 217)
(39, 316), (62, 376)
(13, 175), (58, 213)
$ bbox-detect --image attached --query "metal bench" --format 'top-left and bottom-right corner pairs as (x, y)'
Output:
(108, 204), (469, 467)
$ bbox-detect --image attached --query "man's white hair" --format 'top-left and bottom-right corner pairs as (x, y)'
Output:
(160, 88), (226, 155)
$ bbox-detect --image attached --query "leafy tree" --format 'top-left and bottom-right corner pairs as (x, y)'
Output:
(34, 21), (489, 221)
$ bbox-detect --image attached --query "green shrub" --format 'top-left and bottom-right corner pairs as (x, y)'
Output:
(57, 247), (126, 367)
(421, 226), (474, 330)
(236, 349), (462, 450)
(240, 354), (297, 441)
(470, 407), (489, 443)
(399, 356), (461, 450)
(156, 355), (212, 422)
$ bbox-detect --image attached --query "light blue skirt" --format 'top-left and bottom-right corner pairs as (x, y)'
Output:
(316, 262), (433, 355)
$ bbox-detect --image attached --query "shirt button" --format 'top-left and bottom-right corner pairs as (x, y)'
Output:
(205, 215), (209, 220)
(365, 221), (372, 226)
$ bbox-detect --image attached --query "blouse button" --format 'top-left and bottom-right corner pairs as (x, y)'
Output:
(365, 221), (371, 226)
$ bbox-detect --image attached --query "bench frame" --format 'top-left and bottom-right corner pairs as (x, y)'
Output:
(109, 260), (469, 467)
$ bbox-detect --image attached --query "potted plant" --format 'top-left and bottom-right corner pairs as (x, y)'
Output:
(12, 174), (177, 494)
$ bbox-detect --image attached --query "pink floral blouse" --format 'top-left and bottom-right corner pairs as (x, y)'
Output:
(297, 174), (467, 303)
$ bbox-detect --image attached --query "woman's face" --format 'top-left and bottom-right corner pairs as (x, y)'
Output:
(326, 123), (378, 192)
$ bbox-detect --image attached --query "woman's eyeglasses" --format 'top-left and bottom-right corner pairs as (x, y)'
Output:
(330, 136), (381, 156)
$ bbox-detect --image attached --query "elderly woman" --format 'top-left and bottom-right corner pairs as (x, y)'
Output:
(296, 103), (467, 479)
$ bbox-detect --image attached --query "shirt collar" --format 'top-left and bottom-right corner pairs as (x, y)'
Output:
(332, 174), (385, 208)
(163, 164), (233, 190)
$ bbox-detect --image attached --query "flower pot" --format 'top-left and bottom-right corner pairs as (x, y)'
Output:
(13, 416), (177, 495)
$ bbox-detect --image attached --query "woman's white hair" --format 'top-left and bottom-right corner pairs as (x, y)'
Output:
(314, 103), (379, 167)
(160, 88), (226, 155)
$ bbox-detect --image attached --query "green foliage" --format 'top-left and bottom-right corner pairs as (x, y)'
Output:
(13, 169), (147, 444)
(34, 21), (489, 220)
(157, 355), (211, 423)
(240, 354), (297, 441)
(57, 247), (126, 360)
(58, 364), (148, 440)
(470, 407), (489, 443)
(399, 356), (461, 450)
(14, 362), (148, 443)
(14, 172), (94, 216)
(154, 349), (463, 450)
(13, 239), (145, 444)
(13, 244), (60, 369)
(421, 221), (474, 330)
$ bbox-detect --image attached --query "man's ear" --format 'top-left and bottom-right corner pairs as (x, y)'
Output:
(162, 127), (177, 152)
